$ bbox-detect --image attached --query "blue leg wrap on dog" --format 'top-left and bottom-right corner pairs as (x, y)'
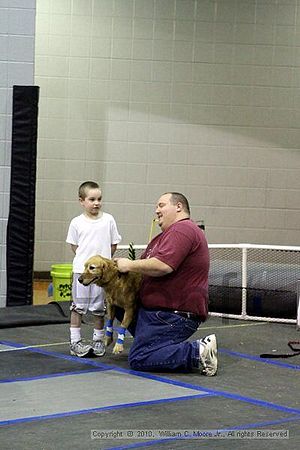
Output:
(106, 319), (113, 337)
(117, 327), (126, 344)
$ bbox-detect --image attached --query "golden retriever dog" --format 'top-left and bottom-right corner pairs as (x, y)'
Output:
(78, 255), (141, 354)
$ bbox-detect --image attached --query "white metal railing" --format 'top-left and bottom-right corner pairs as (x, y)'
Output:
(116, 243), (300, 329)
(297, 280), (300, 331)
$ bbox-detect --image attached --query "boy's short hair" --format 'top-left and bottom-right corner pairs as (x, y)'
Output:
(78, 181), (100, 199)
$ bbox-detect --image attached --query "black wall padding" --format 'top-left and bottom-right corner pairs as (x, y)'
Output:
(0, 303), (69, 329)
(6, 85), (39, 306)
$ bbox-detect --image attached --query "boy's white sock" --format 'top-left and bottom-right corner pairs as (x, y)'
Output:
(70, 327), (81, 344)
(93, 328), (104, 342)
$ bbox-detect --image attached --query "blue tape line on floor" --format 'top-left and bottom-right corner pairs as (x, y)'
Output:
(220, 348), (300, 370)
(102, 415), (300, 450)
(2, 339), (300, 417)
(0, 393), (211, 427)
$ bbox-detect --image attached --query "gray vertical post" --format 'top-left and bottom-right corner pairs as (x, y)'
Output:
(297, 280), (300, 330)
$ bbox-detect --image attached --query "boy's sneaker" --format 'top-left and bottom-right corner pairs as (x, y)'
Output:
(70, 340), (93, 358)
(92, 340), (106, 357)
(199, 334), (218, 376)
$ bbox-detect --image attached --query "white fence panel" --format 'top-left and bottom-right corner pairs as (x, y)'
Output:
(116, 244), (300, 327)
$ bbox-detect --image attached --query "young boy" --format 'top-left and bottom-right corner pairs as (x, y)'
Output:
(66, 181), (121, 357)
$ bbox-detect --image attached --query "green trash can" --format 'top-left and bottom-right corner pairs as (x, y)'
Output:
(50, 263), (73, 302)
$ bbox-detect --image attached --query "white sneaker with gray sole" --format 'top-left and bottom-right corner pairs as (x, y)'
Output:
(92, 340), (106, 357)
(70, 340), (93, 358)
(199, 334), (218, 376)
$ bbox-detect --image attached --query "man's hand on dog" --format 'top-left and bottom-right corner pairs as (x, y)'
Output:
(115, 257), (132, 273)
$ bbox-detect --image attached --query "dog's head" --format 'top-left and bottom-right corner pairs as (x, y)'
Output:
(78, 255), (118, 286)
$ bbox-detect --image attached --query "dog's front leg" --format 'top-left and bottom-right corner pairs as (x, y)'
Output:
(112, 307), (134, 354)
(104, 303), (115, 347)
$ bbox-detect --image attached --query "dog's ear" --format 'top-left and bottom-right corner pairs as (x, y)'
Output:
(101, 260), (117, 283)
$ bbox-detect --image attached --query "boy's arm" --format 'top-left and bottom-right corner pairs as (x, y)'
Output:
(70, 244), (78, 255)
(111, 244), (117, 257)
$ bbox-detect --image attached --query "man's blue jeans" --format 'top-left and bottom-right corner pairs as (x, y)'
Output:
(125, 306), (201, 372)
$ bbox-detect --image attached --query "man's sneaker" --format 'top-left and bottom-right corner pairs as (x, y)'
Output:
(92, 340), (106, 357)
(199, 334), (218, 376)
(70, 340), (93, 358)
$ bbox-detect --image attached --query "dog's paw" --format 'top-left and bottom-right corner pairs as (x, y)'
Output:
(104, 336), (113, 347)
(112, 343), (124, 354)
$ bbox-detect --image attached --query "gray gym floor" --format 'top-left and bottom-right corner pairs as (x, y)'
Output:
(0, 308), (299, 450)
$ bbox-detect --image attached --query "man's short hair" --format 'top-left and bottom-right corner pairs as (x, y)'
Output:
(167, 192), (190, 215)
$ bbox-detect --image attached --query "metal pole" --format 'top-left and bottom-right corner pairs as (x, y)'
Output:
(241, 247), (248, 317)
(297, 280), (300, 330)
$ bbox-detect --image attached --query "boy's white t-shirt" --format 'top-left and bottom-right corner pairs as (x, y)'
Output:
(66, 212), (121, 273)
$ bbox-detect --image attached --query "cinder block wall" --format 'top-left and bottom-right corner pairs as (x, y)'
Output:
(34, 0), (300, 272)
(0, 0), (36, 306)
